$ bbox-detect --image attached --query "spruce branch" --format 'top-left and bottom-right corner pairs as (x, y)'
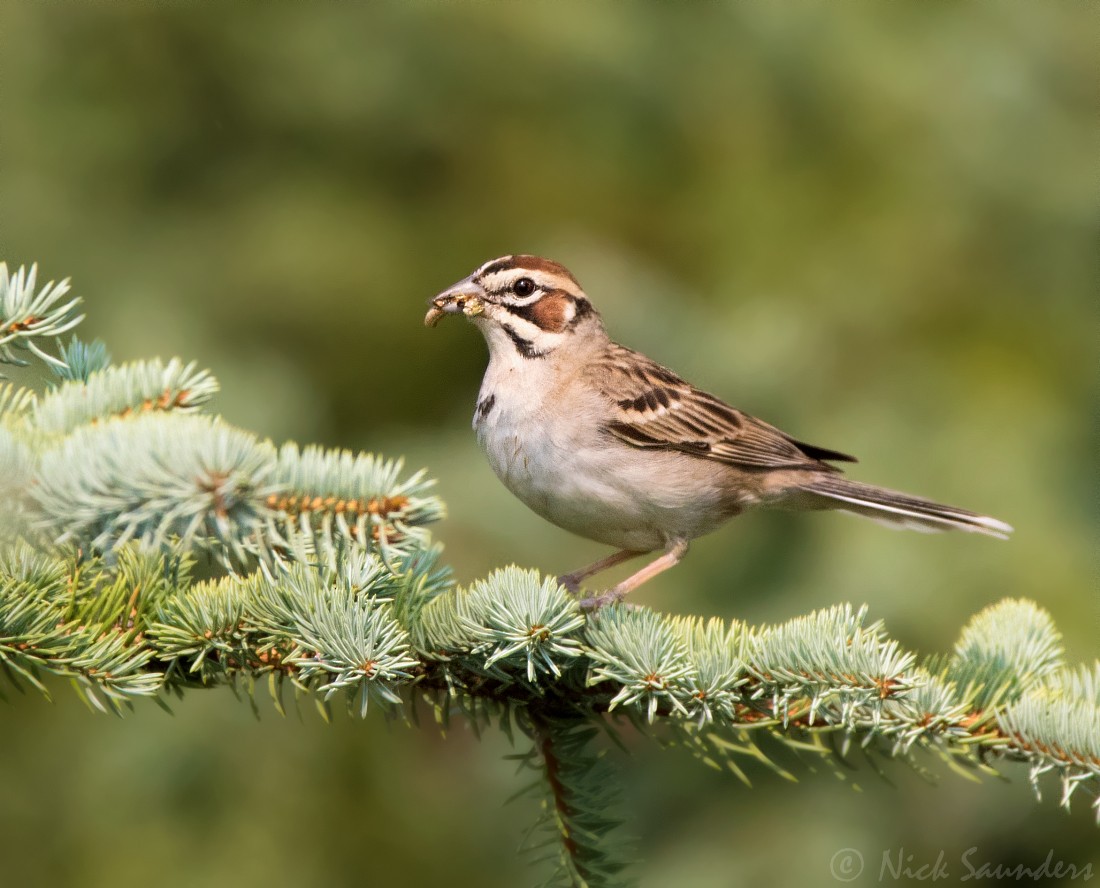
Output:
(947, 597), (1065, 711)
(521, 716), (635, 888)
(1, 259), (1095, 887)
(418, 567), (586, 685)
(31, 413), (278, 557)
(997, 663), (1100, 812)
(746, 603), (918, 730)
(49, 336), (112, 383)
(267, 443), (444, 561)
(0, 381), (36, 419)
(33, 357), (218, 434)
(0, 263), (84, 369)
(585, 605), (695, 722)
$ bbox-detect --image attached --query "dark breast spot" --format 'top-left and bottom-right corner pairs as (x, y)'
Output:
(475, 393), (496, 422)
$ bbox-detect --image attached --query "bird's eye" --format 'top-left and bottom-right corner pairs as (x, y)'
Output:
(512, 278), (535, 297)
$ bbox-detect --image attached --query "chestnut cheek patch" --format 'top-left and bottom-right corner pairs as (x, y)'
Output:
(530, 293), (575, 334)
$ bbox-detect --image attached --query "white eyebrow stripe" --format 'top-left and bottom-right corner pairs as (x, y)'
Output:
(527, 271), (570, 292)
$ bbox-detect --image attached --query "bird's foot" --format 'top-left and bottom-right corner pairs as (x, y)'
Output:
(579, 587), (629, 611)
(556, 573), (583, 595)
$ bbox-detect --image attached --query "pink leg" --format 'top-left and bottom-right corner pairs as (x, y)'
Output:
(580, 540), (689, 610)
(558, 549), (645, 594)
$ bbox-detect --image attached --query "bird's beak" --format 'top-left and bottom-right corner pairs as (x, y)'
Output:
(425, 275), (488, 328)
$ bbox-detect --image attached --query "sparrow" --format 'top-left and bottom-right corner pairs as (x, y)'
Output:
(425, 255), (1012, 608)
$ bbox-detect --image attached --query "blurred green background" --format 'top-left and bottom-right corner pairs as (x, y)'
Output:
(1, 3), (1095, 886)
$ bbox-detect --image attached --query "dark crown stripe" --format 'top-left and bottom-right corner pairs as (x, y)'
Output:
(477, 255), (581, 287)
(478, 257), (516, 278)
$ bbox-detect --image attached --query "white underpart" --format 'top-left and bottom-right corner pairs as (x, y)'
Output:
(470, 314), (728, 552)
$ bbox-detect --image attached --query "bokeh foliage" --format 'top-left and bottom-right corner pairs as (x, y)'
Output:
(0, 3), (1094, 887)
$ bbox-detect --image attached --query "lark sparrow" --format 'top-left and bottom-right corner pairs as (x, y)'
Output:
(426, 255), (1012, 608)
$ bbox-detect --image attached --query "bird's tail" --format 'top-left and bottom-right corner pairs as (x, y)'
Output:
(794, 476), (1013, 539)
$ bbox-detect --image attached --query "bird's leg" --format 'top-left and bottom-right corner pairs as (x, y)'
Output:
(580, 540), (689, 610)
(557, 549), (645, 595)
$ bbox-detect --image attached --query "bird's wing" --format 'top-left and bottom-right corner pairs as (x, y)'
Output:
(593, 343), (856, 471)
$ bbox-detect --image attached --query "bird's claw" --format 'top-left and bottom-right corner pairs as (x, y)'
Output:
(579, 589), (629, 611)
(556, 574), (582, 595)
(560, 575), (621, 610)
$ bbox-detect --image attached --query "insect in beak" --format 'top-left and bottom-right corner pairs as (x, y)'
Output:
(424, 276), (487, 327)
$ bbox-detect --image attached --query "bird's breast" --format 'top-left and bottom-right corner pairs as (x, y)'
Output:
(471, 371), (732, 550)
(473, 373), (569, 490)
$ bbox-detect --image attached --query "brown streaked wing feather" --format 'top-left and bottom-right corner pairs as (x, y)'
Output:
(595, 344), (855, 471)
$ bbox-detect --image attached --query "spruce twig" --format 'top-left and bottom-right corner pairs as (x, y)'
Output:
(0, 263), (84, 370)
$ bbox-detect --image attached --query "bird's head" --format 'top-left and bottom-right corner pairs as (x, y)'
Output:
(426, 255), (603, 359)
